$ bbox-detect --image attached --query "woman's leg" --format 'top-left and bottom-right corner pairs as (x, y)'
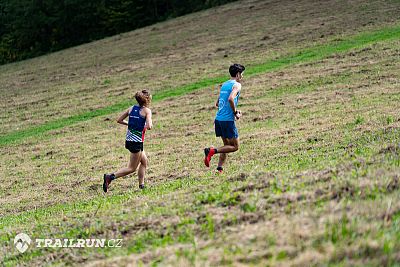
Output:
(138, 151), (148, 186)
(114, 152), (142, 178)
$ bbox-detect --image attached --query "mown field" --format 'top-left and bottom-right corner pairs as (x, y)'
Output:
(1, 0), (400, 266)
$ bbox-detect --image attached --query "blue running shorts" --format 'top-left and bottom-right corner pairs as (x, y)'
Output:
(214, 120), (239, 139)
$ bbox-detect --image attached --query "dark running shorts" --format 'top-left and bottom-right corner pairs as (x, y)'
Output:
(125, 141), (143, 153)
(214, 119), (239, 139)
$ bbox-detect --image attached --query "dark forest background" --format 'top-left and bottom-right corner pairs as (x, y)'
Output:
(0, 0), (236, 64)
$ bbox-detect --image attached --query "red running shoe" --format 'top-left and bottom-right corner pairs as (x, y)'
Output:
(204, 147), (216, 167)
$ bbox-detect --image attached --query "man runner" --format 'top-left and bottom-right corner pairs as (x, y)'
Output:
(204, 63), (245, 173)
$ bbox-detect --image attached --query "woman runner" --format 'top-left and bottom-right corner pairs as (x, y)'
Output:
(103, 89), (153, 192)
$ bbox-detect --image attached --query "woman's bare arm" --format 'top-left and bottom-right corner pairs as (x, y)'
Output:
(145, 108), (153, 130)
(117, 108), (130, 126)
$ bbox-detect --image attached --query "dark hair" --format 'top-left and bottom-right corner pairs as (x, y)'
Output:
(229, 63), (245, 77)
(135, 89), (152, 107)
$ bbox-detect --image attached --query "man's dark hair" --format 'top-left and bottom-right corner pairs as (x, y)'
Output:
(229, 63), (245, 77)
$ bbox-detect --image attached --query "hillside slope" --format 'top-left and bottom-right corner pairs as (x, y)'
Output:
(0, 0), (399, 136)
(1, 0), (400, 266)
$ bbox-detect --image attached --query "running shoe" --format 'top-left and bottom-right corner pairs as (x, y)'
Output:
(204, 147), (216, 167)
(103, 174), (113, 192)
(216, 166), (223, 174)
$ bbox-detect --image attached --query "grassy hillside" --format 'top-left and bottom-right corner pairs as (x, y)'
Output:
(1, 0), (400, 265)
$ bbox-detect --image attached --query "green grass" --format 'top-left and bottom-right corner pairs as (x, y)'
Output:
(2, 124), (399, 264)
(0, 175), (205, 228)
(1, 24), (399, 147)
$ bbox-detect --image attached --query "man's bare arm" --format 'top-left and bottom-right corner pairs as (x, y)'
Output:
(228, 84), (241, 112)
(215, 84), (222, 107)
(228, 83), (242, 119)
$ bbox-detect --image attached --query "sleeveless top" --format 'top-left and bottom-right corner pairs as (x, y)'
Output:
(126, 105), (146, 142)
(215, 80), (240, 121)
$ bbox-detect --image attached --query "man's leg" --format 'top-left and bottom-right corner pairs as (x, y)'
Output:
(216, 137), (239, 154)
(205, 120), (240, 167)
(205, 138), (239, 167)
(217, 137), (229, 169)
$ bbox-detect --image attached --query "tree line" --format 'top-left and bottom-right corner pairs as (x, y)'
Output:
(0, 0), (236, 64)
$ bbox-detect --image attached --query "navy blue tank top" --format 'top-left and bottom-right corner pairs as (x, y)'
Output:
(126, 105), (146, 142)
